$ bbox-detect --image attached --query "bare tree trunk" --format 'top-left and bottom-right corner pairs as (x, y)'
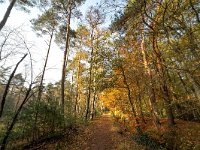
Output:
(61, 2), (72, 114)
(85, 29), (94, 121)
(0, 53), (27, 118)
(0, 0), (17, 31)
(37, 30), (54, 101)
(0, 84), (32, 150)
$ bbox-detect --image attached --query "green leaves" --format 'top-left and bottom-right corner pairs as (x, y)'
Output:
(31, 8), (58, 36)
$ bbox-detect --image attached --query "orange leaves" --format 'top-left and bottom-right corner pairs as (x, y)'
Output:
(100, 88), (130, 114)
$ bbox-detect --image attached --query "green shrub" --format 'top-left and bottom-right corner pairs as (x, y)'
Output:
(4, 99), (69, 147)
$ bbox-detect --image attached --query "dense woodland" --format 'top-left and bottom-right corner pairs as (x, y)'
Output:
(0, 0), (200, 149)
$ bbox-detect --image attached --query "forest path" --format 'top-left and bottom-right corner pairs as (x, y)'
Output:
(68, 114), (143, 150)
(27, 114), (144, 150)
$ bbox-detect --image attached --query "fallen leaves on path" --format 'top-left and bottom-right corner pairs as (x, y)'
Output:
(26, 114), (144, 150)
(68, 114), (144, 150)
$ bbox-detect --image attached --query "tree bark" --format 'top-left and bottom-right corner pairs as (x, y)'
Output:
(61, 1), (72, 114)
(0, 0), (17, 31)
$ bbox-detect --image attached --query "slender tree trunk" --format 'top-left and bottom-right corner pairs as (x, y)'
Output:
(189, 0), (200, 23)
(74, 56), (81, 118)
(0, 0), (17, 31)
(135, 79), (146, 124)
(69, 69), (75, 113)
(0, 54), (27, 118)
(61, 2), (72, 114)
(91, 51), (97, 120)
(152, 32), (175, 126)
(0, 84), (32, 150)
(148, 1), (175, 127)
(120, 65), (140, 128)
(140, 20), (161, 129)
(14, 87), (23, 112)
(85, 29), (94, 121)
(37, 30), (54, 101)
(91, 85), (96, 120)
(33, 31), (54, 140)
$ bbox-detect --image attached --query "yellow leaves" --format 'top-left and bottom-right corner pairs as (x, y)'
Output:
(101, 89), (116, 106)
(100, 88), (129, 113)
(76, 25), (90, 38)
(100, 88), (120, 108)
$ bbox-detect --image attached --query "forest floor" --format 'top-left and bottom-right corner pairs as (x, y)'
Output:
(26, 114), (144, 150)
(24, 114), (200, 150)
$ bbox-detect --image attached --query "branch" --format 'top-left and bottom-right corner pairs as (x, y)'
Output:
(189, 0), (200, 23)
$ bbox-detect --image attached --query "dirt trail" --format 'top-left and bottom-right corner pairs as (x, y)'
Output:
(83, 114), (122, 150)
(27, 114), (143, 150)
(73, 114), (143, 150)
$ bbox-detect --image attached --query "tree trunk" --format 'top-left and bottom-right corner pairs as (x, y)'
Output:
(38, 30), (54, 101)
(91, 85), (96, 120)
(152, 32), (175, 126)
(85, 28), (94, 121)
(92, 51), (97, 120)
(69, 69), (75, 113)
(74, 56), (81, 118)
(0, 0), (16, 31)
(149, 1), (175, 127)
(135, 79), (146, 124)
(61, 2), (72, 114)
(140, 21), (161, 129)
(189, 0), (200, 23)
(0, 84), (32, 150)
(120, 65), (140, 127)
(33, 31), (54, 140)
(0, 53), (27, 118)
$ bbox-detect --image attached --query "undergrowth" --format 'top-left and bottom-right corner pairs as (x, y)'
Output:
(132, 132), (167, 150)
